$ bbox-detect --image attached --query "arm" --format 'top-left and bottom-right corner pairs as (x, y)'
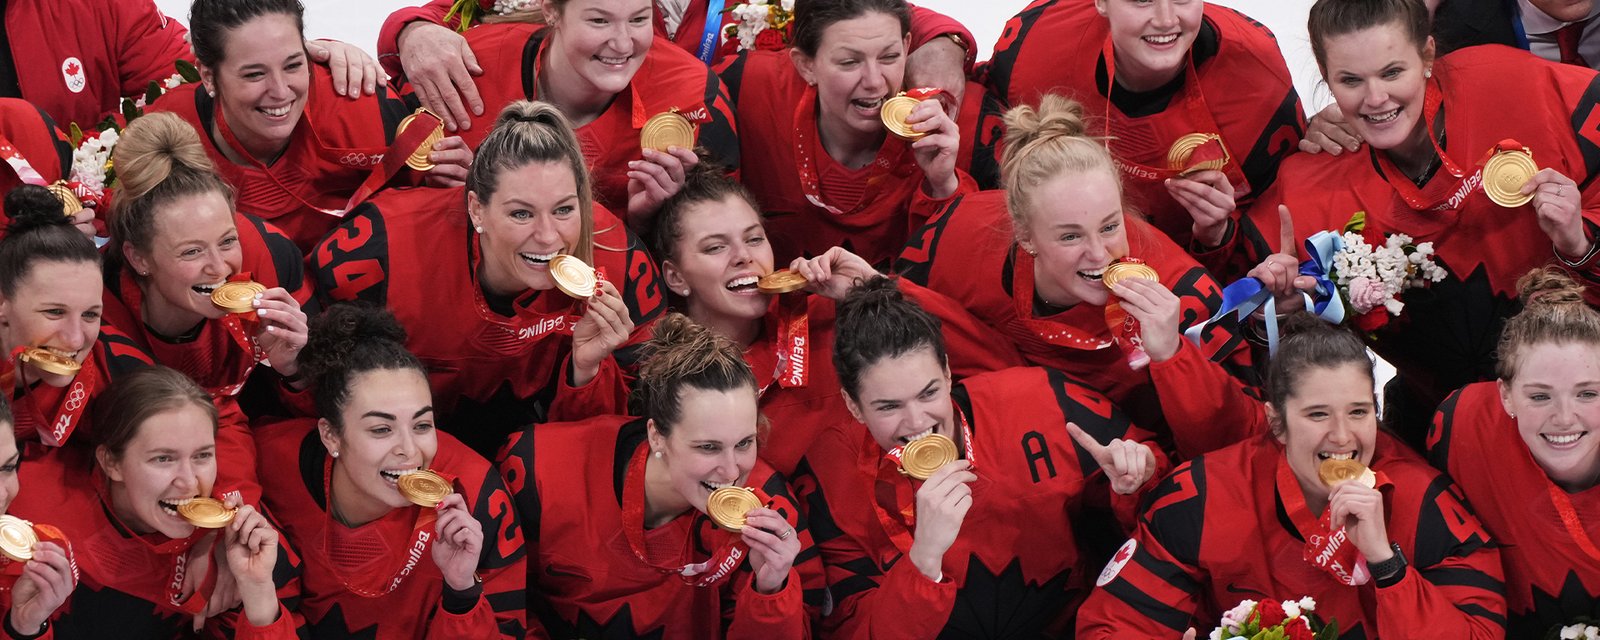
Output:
(1375, 476), (1505, 639)
(108, 0), (195, 99)
(1076, 464), (1209, 639)
(726, 471), (823, 639)
(377, 0), (461, 80)
(898, 280), (1024, 378)
(426, 467), (530, 639)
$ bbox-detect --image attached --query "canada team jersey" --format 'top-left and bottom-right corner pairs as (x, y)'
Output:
(1078, 434), (1505, 639)
(982, 1), (1304, 246)
(255, 418), (526, 639)
(151, 64), (414, 252)
(0, 98), (72, 231)
(2, 325), (151, 460)
(497, 416), (823, 639)
(310, 185), (664, 457)
(1429, 382), (1600, 637)
(459, 23), (739, 213)
(795, 366), (1162, 638)
(897, 190), (1261, 458)
(1211, 46), (1600, 433)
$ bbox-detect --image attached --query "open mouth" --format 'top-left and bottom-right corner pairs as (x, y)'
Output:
(698, 479), (735, 493)
(379, 467), (424, 485)
(725, 275), (759, 294)
(40, 346), (81, 361)
(257, 105), (292, 119)
(851, 96), (886, 115)
(1077, 266), (1109, 283)
(1316, 450), (1358, 461)
(899, 427), (937, 446)
(158, 496), (199, 517)
(519, 251), (559, 268)
(191, 280), (227, 297)
(594, 54), (634, 67)
(1543, 431), (1587, 448)
(1142, 33), (1180, 45)
(1362, 108), (1401, 124)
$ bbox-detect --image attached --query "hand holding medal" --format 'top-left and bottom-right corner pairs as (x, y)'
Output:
(397, 108), (473, 188)
(566, 260), (634, 388)
(1162, 134), (1238, 248)
(1521, 166), (1590, 259)
(706, 487), (799, 594)
(907, 457), (976, 583)
(1101, 258), (1182, 365)
(3, 515), (75, 637)
(215, 491), (283, 627)
(785, 246), (881, 301)
(629, 110), (702, 228)
(1322, 458), (1393, 562)
(883, 88), (961, 199)
(429, 493), (484, 592)
(232, 284), (308, 379)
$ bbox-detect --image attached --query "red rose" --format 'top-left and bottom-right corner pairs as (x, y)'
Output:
(755, 28), (785, 51)
(1285, 620), (1316, 640)
(1353, 308), (1388, 333)
(1257, 599), (1287, 628)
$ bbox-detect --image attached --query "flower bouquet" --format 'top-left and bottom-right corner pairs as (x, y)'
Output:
(1209, 597), (1338, 640)
(1326, 230), (1447, 333)
(1553, 621), (1600, 639)
(721, 0), (795, 54)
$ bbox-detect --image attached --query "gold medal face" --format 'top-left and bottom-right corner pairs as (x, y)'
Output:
(17, 347), (80, 376)
(756, 269), (808, 295)
(1318, 458), (1375, 489)
(1166, 132), (1228, 175)
(397, 110), (446, 172)
(0, 515), (36, 562)
(641, 112), (696, 152)
(880, 95), (925, 141)
(1483, 148), (1538, 208)
(548, 254), (598, 299)
(1101, 260), (1160, 290)
(178, 497), (237, 529)
(46, 182), (83, 217)
(211, 280), (265, 314)
(397, 470), (453, 508)
(899, 434), (958, 480)
(706, 486), (762, 531)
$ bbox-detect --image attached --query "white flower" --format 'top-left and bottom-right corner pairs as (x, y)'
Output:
(491, 0), (535, 13)
(1297, 596), (1316, 612)
(1383, 297), (1405, 316)
(162, 73), (184, 90)
(1281, 599), (1301, 619)
(780, 0), (795, 10)
(1561, 625), (1582, 639)
(1207, 629), (1224, 640)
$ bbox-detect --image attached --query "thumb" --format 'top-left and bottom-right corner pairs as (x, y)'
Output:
(1183, 628), (1197, 640)
(305, 39), (329, 60)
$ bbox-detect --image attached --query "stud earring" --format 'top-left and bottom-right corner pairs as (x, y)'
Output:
(653, 450), (663, 459)
(1424, 68), (1432, 79)
(474, 225), (483, 233)
(331, 451), (339, 459)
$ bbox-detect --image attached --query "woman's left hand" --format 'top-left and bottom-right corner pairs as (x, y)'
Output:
(1067, 422), (1158, 495)
(1165, 170), (1236, 248)
(907, 98), (961, 199)
(305, 39), (383, 98)
(1526, 168), (1590, 258)
(1327, 481), (1392, 562)
(570, 280), (634, 387)
(1106, 276), (1184, 363)
(789, 246), (881, 301)
(627, 146), (700, 229)
(740, 507), (800, 595)
(421, 136), (474, 188)
(431, 494), (484, 592)
(252, 287), (308, 379)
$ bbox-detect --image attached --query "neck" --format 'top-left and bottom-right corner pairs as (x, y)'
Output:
(212, 118), (288, 166)
(815, 104), (884, 170)
(540, 46), (613, 127)
(1297, 476), (1332, 516)
(329, 459), (389, 527)
(1549, 459), (1600, 493)
(642, 449), (692, 529)
(1031, 256), (1078, 309)
(1112, 55), (1182, 94)
(1385, 112), (1440, 181)
(688, 302), (763, 349)
(139, 284), (207, 339)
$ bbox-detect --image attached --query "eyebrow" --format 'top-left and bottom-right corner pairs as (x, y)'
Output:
(361, 406), (433, 421)
(238, 51), (305, 71)
(1051, 211), (1121, 230)
(504, 195), (579, 209)
(870, 379), (939, 408)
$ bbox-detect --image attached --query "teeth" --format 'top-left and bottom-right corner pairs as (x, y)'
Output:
(1143, 34), (1179, 44)
(726, 276), (758, 290)
(852, 97), (885, 109)
(699, 480), (735, 491)
(1545, 432), (1584, 445)
(596, 56), (630, 65)
(520, 252), (558, 264)
(192, 280), (225, 295)
(44, 346), (77, 359)
(1364, 109), (1400, 123)
(1078, 268), (1107, 280)
(379, 467), (423, 481)
(903, 428), (934, 444)
(1317, 451), (1356, 460)
(260, 105), (290, 117)
(158, 496), (198, 515)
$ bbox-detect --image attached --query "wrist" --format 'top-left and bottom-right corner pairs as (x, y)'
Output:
(240, 589), (281, 627)
(907, 544), (945, 582)
(922, 174), (958, 200)
(4, 611), (44, 639)
(398, 19), (435, 47)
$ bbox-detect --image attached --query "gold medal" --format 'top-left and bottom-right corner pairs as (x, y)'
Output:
(756, 269), (808, 295)
(1101, 259), (1160, 290)
(1318, 458), (1376, 489)
(211, 280), (265, 314)
(178, 497), (237, 529)
(1482, 147), (1538, 208)
(548, 254), (598, 299)
(46, 181), (83, 217)
(0, 515), (37, 562)
(880, 94), (925, 141)
(1166, 133), (1229, 175)
(397, 109), (446, 172)
(397, 470), (453, 508)
(706, 486), (762, 531)
(17, 347), (80, 376)
(899, 434), (958, 480)
(641, 111), (696, 152)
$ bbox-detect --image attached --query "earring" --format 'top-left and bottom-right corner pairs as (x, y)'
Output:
(677, 288), (690, 296)
(474, 225), (484, 233)
(1424, 68), (1432, 79)
(653, 450), (663, 459)
(330, 451), (339, 458)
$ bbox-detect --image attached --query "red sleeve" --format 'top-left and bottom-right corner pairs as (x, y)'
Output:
(907, 4), (977, 73)
(726, 570), (809, 640)
(909, 170), (977, 233)
(896, 279), (1025, 378)
(1377, 474), (1506, 639)
(1147, 339), (1268, 457)
(231, 603), (298, 640)
(214, 398), (262, 505)
(546, 352), (630, 422)
(422, 593), (502, 639)
(377, 0), (458, 80)
(109, 0), (194, 100)
(1076, 463), (1209, 638)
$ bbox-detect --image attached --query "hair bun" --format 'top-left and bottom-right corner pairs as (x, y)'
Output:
(114, 113), (215, 203)
(4, 184), (68, 236)
(300, 302), (409, 386)
(1002, 94), (1089, 155)
(1518, 266), (1586, 308)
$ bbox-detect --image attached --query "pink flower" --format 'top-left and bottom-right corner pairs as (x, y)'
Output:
(1346, 276), (1389, 315)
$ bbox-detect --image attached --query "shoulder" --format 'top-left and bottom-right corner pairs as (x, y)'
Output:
(147, 80), (203, 120)
(96, 324), (154, 374)
(1203, 4), (1292, 75)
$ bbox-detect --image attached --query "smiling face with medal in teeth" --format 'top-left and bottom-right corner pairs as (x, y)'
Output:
(1015, 168), (1129, 310)
(1095, 0), (1204, 93)
(1500, 341), (1600, 492)
(844, 347), (956, 455)
(790, 10), (910, 159)
(644, 386), (760, 527)
(98, 399), (218, 540)
(0, 259), (102, 389)
(660, 195), (776, 347)
(1270, 362), (1379, 513)
(121, 191), (244, 337)
(319, 368), (440, 527)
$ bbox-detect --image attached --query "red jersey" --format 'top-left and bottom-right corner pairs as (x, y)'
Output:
(1078, 434), (1505, 638)
(255, 418), (527, 639)
(310, 185), (664, 457)
(1429, 382), (1600, 637)
(2, 325), (151, 460)
(2, 0), (192, 129)
(896, 190), (1262, 458)
(497, 415), (821, 639)
(795, 366), (1163, 638)
(458, 23), (740, 213)
(0, 98), (71, 230)
(982, 1), (1304, 246)
(715, 49), (977, 266)
(1211, 46), (1600, 433)
(150, 64), (415, 253)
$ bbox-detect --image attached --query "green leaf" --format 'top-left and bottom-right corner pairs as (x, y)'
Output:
(144, 80), (162, 105)
(1342, 210), (1366, 234)
(121, 97), (140, 123)
(176, 59), (201, 83)
(443, 0), (482, 33)
(68, 122), (83, 147)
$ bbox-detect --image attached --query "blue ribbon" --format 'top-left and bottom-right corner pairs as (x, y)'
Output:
(697, 0), (728, 64)
(1298, 230), (1347, 325)
(1182, 231), (1348, 355)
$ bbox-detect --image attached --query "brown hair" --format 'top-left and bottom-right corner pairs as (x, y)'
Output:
(467, 100), (595, 264)
(832, 276), (946, 400)
(109, 113), (236, 274)
(649, 156), (760, 262)
(189, 0), (306, 69)
(91, 366), (218, 461)
(0, 185), (99, 297)
(299, 303), (427, 432)
(1496, 267), (1600, 380)
(631, 313), (757, 435)
(1265, 313), (1375, 436)
(791, 0), (912, 57)
(1307, 0), (1431, 73)
(999, 94), (1120, 244)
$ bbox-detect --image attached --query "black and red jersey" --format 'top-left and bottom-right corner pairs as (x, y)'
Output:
(795, 366), (1162, 638)
(310, 185), (664, 457)
(496, 415), (823, 639)
(1078, 434), (1505, 639)
(714, 49), (979, 267)
(1429, 382), (1600, 637)
(896, 190), (1261, 458)
(981, 0), (1304, 246)
(0, 98), (72, 231)
(255, 418), (526, 639)
(150, 64), (414, 253)
(458, 23), (739, 214)
(3, 325), (152, 460)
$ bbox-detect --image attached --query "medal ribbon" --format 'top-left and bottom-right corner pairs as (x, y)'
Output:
(0, 133), (48, 187)
(320, 456), (455, 597)
(792, 85), (918, 216)
(1097, 36), (1248, 187)
(773, 294), (810, 389)
(1370, 77), (1530, 212)
(695, 0), (727, 64)
(869, 406), (977, 557)
(0, 523), (78, 595)
(619, 445), (776, 588)
(91, 475), (214, 614)
(7, 346), (99, 448)
(1547, 484), (1600, 564)
(1274, 454), (1395, 586)
(1010, 248), (1115, 351)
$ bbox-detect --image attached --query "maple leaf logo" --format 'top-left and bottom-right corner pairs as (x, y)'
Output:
(64, 61), (79, 77)
(1113, 543), (1133, 564)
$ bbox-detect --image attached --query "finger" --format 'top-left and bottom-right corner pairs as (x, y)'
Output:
(642, 149), (688, 185)
(1110, 440), (1133, 478)
(459, 40), (484, 77)
(1064, 421), (1108, 462)
(328, 47), (350, 97)
(438, 69), (475, 130)
(1277, 205), (1296, 255)
(364, 60), (380, 96)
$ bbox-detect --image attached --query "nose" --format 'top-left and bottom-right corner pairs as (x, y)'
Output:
(1363, 82), (1390, 108)
(202, 247), (229, 278)
(1084, 234), (1113, 266)
(1152, 0), (1178, 27)
(58, 314), (90, 353)
(530, 213), (562, 248)
(174, 461), (201, 494)
(861, 59), (891, 94)
(607, 21), (632, 52)
(1554, 397), (1580, 428)
(394, 428), (419, 460)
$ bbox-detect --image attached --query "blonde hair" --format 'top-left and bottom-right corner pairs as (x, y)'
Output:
(467, 100), (595, 264)
(1496, 267), (1600, 380)
(999, 94), (1120, 242)
(109, 112), (235, 269)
